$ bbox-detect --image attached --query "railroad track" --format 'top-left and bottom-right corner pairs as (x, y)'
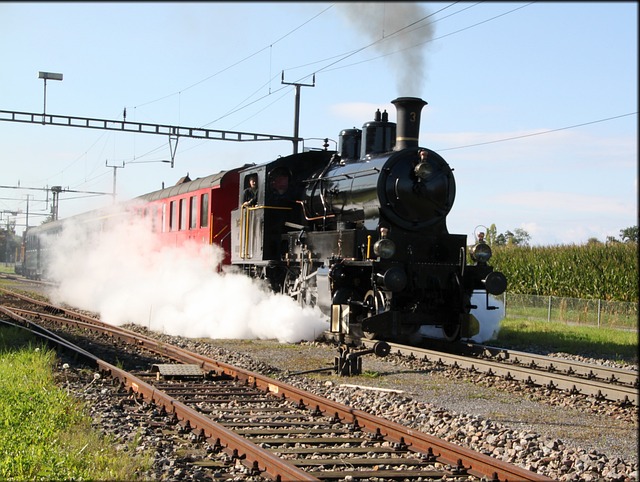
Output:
(358, 339), (638, 407)
(0, 290), (552, 481)
(3, 285), (637, 408)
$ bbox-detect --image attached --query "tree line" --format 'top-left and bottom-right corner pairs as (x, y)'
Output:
(484, 224), (638, 247)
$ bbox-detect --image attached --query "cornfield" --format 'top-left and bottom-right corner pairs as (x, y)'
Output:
(489, 242), (638, 303)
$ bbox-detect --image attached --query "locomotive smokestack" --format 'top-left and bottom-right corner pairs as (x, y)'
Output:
(392, 97), (427, 150)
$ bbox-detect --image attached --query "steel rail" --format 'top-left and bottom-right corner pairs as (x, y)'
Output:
(11, 294), (636, 407)
(0, 306), (319, 482)
(1, 302), (552, 482)
(463, 342), (638, 387)
(4, 286), (630, 387)
(4, 281), (637, 406)
(364, 340), (638, 406)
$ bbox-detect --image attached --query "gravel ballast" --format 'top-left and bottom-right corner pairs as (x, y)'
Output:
(3, 278), (637, 480)
(99, 331), (638, 481)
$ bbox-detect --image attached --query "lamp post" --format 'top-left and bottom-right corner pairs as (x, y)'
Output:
(38, 71), (63, 117)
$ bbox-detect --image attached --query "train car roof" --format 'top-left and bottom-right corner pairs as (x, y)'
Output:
(25, 219), (64, 235)
(135, 166), (249, 203)
(25, 165), (253, 237)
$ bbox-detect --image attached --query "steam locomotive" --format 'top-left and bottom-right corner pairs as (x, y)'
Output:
(21, 96), (506, 344)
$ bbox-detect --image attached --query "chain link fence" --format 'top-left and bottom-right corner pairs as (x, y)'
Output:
(503, 293), (638, 330)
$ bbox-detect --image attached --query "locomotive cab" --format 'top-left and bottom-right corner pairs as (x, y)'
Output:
(230, 150), (335, 284)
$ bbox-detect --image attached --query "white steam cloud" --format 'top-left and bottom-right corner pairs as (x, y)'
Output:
(469, 291), (505, 342)
(40, 204), (502, 345)
(43, 204), (327, 343)
(336, 2), (434, 95)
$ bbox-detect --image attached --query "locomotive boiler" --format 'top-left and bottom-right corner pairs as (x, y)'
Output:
(231, 97), (506, 343)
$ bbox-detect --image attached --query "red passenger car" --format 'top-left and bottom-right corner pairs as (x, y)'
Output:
(134, 168), (243, 265)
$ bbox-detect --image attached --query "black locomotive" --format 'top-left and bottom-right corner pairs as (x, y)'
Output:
(230, 97), (506, 343)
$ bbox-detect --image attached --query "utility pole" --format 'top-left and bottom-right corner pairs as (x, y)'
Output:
(50, 186), (62, 220)
(25, 195), (30, 232)
(0, 185), (112, 225)
(105, 160), (124, 203)
(281, 71), (315, 154)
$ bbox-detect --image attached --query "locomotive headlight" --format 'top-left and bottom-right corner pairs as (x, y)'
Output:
(374, 227), (395, 258)
(414, 162), (433, 180)
(483, 271), (507, 295)
(374, 238), (396, 258)
(470, 242), (492, 264)
(375, 267), (407, 292)
(383, 267), (407, 292)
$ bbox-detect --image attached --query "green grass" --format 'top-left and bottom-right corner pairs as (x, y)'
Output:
(0, 327), (153, 480)
(361, 370), (382, 378)
(0, 264), (16, 275)
(505, 294), (637, 329)
(509, 305), (637, 328)
(492, 317), (638, 364)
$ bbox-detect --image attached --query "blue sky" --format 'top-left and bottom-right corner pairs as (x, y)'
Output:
(0, 2), (637, 246)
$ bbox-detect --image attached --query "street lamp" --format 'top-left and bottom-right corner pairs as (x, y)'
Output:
(38, 71), (63, 117)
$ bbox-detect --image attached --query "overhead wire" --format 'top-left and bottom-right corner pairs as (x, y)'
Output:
(318, 2), (532, 74)
(189, 3), (461, 131)
(436, 112), (638, 151)
(62, 4), (337, 193)
(57, 1), (478, 179)
(22, 2), (634, 209)
(133, 4), (335, 110)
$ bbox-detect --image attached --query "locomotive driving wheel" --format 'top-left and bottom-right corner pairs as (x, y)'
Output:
(361, 289), (389, 339)
(282, 263), (318, 308)
(301, 268), (318, 308)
